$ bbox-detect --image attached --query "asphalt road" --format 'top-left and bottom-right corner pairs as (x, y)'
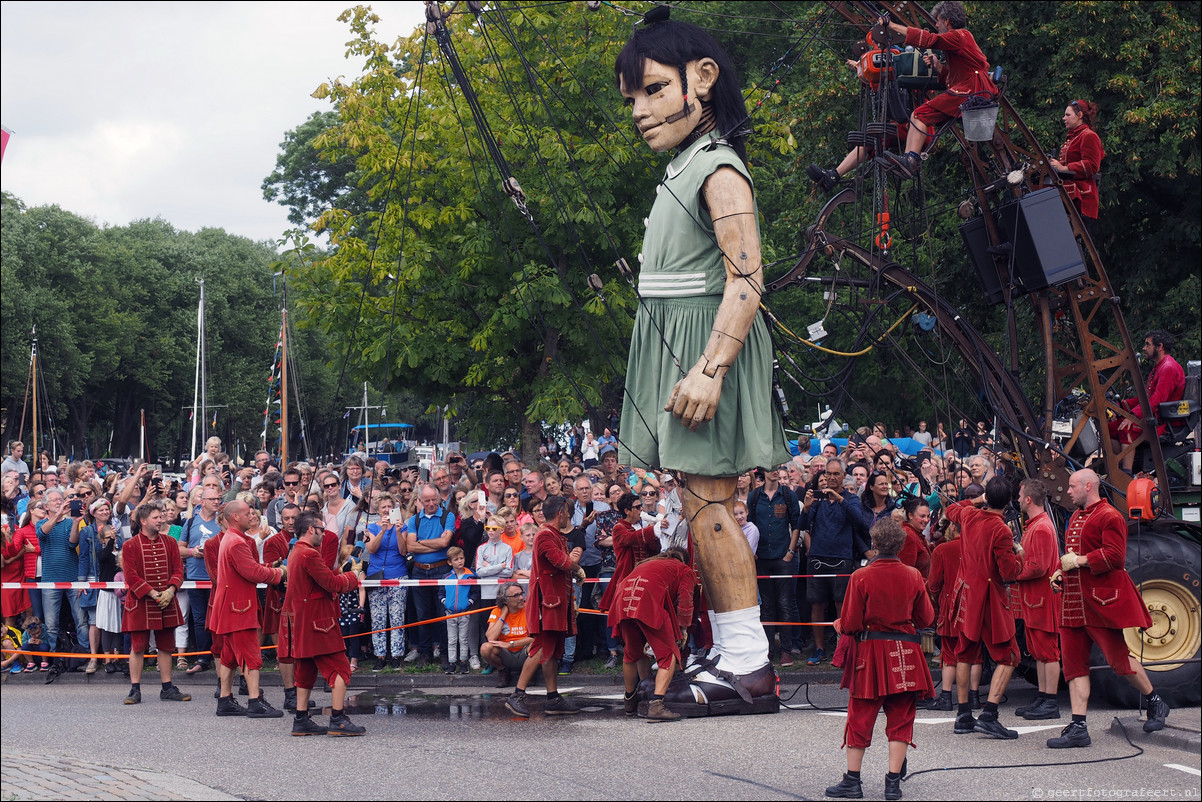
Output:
(1, 678), (1198, 801)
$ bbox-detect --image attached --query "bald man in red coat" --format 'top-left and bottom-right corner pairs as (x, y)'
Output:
(1047, 470), (1169, 748)
(945, 478), (1023, 739)
(505, 495), (582, 719)
(608, 548), (696, 721)
(280, 512), (365, 736)
(211, 500), (286, 718)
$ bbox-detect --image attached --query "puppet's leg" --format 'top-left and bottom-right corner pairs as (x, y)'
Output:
(657, 473), (778, 716)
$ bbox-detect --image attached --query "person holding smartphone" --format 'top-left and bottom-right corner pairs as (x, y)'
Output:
(37, 488), (90, 662)
(800, 459), (870, 668)
(364, 494), (409, 670)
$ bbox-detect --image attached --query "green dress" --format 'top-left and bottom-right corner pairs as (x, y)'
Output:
(618, 134), (792, 477)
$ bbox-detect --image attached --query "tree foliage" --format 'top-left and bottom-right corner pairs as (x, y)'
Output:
(266, 0), (1199, 447)
(0, 192), (353, 463)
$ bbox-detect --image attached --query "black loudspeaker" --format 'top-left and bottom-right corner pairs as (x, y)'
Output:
(959, 214), (1004, 305)
(997, 188), (1087, 292)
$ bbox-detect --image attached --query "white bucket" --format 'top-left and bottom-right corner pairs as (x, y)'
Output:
(961, 102), (999, 142)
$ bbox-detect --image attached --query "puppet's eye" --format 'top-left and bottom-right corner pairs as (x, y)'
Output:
(645, 82), (667, 96)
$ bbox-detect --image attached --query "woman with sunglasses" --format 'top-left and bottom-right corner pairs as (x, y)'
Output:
(502, 487), (522, 517)
(1048, 99), (1104, 221)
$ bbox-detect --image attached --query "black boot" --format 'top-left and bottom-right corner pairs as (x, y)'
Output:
(824, 773), (863, 799)
(1144, 692), (1171, 732)
(923, 690), (953, 711)
(806, 163), (840, 192)
(968, 689), (981, 710)
(328, 711), (366, 736)
(291, 712), (328, 736)
(826, 774), (865, 798)
(283, 687), (298, 712)
(884, 772), (902, 801)
(238, 675), (249, 696)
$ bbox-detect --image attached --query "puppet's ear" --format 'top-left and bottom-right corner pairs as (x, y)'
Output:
(693, 58), (719, 101)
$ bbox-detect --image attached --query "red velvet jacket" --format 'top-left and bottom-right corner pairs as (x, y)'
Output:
(946, 501), (1021, 644)
(607, 557), (696, 631)
(903, 26), (996, 96)
(1014, 512), (1060, 632)
(598, 519), (660, 612)
(279, 539), (359, 660)
(203, 530), (225, 625)
(121, 532), (185, 632)
(1060, 500), (1153, 630)
(210, 528), (284, 635)
(259, 530), (291, 634)
(527, 524), (576, 636)
(838, 557), (935, 699)
(1126, 355), (1186, 438)
(927, 538), (962, 638)
(899, 523), (931, 578)
(1060, 123), (1105, 218)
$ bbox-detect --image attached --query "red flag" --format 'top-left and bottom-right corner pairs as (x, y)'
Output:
(1, 127), (10, 162)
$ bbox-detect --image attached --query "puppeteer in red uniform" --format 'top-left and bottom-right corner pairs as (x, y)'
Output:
(945, 499), (1021, 665)
(122, 525), (186, 642)
(598, 515), (660, 613)
(827, 518), (933, 800)
(259, 529), (291, 635)
(1014, 510), (1061, 662)
(526, 522), (577, 662)
(279, 540), (359, 674)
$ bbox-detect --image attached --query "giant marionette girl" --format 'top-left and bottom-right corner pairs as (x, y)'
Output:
(616, 9), (791, 716)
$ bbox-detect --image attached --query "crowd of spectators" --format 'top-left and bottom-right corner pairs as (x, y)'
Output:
(0, 417), (1006, 681)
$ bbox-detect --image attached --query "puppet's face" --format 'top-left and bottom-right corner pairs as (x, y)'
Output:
(620, 58), (716, 153)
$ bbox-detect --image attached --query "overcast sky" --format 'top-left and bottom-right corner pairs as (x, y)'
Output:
(1, 1), (425, 245)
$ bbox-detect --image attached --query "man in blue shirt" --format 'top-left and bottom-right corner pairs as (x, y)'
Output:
(406, 485), (456, 665)
(178, 489), (223, 672)
(747, 466), (802, 667)
(801, 458), (869, 665)
(39, 488), (89, 657)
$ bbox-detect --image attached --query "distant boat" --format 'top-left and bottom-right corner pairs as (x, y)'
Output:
(344, 423), (415, 465)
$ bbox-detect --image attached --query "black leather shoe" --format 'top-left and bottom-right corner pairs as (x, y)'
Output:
(884, 773), (902, 801)
(123, 687), (141, 705)
(246, 695), (284, 719)
(922, 690), (953, 711)
(328, 713), (366, 736)
(291, 714), (328, 736)
(238, 676), (249, 696)
(1020, 697), (1060, 720)
(1144, 692), (1170, 732)
(824, 773), (863, 799)
(216, 695), (247, 716)
(953, 711), (976, 734)
(1047, 720), (1091, 748)
(974, 713), (1018, 739)
(806, 163), (840, 192)
(968, 689), (981, 710)
(661, 662), (780, 717)
(159, 685), (191, 702)
(1015, 696), (1041, 717)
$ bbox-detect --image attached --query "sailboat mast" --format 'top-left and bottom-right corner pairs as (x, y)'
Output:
(280, 305), (289, 471)
(191, 281), (203, 458)
(31, 332), (39, 465)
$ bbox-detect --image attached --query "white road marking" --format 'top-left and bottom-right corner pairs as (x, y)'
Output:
(1165, 764), (1201, 777)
